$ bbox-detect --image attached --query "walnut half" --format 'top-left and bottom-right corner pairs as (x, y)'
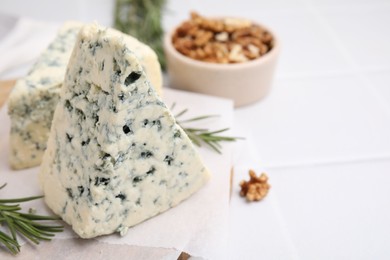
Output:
(239, 169), (270, 202)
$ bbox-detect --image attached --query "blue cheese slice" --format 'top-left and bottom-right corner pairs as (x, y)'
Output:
(7, 22), (80, 170)
(8, 22), (162, 170)
(39, 24), (210, 238)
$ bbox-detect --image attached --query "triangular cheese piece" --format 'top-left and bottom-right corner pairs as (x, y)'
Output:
(8, 22), (162, 170)
(39, 24), (210, 238)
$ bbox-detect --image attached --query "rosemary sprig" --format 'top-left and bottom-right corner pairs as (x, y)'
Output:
(174, 106), (242, 153)
(114, 0), (167, 69)
(0, 183), (64, 255)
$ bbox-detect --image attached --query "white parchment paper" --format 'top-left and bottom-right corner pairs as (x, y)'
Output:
(0, 88), (233, 259)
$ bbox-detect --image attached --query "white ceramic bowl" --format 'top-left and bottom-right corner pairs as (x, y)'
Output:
(164, 22), (280, 107)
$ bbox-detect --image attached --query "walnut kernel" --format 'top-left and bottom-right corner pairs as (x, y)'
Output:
(172, 12), (274, 64)
(239, 169), (270, 202)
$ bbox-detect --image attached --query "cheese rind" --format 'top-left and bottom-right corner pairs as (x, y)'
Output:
(39, 24), (210, 238)
(8, 22), (162, 170)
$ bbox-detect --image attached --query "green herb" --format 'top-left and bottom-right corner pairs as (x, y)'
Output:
(173, 104), (242, 153)
(0, 183), (63, 255)
(114, 0), (167, 69)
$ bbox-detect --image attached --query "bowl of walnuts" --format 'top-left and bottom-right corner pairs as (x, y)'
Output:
(164, 12), (280, 107)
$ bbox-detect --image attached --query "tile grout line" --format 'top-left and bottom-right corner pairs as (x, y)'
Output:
(276, 66), (390, 81)
(263, 154), (390, 171)
(305, 1), (390, 11)
(269, 193), (302, 260)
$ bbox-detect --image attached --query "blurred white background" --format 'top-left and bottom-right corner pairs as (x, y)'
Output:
(0, 0), (114, 26)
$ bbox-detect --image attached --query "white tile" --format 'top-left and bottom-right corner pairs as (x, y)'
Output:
(270, 160), (390, 260)
(244, 10), (352, 78)
(366, 71), (390, 103)
(234, 75), (390, 168)
(317, 4), (390, 70)
(307, 0), (389, 8)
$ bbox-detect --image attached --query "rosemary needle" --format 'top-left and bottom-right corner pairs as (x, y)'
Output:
(0, 183), (64, 255)
(173, 106), (242, 153)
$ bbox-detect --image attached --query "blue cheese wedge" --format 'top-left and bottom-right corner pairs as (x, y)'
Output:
(39, 24), (210, 238)
(7, 22), (80, 170)
(7, 22), (162, 170)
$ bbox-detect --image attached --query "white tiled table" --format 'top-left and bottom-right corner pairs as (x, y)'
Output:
(165, 1), (390, 259)
(1, 0), (390, 259)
